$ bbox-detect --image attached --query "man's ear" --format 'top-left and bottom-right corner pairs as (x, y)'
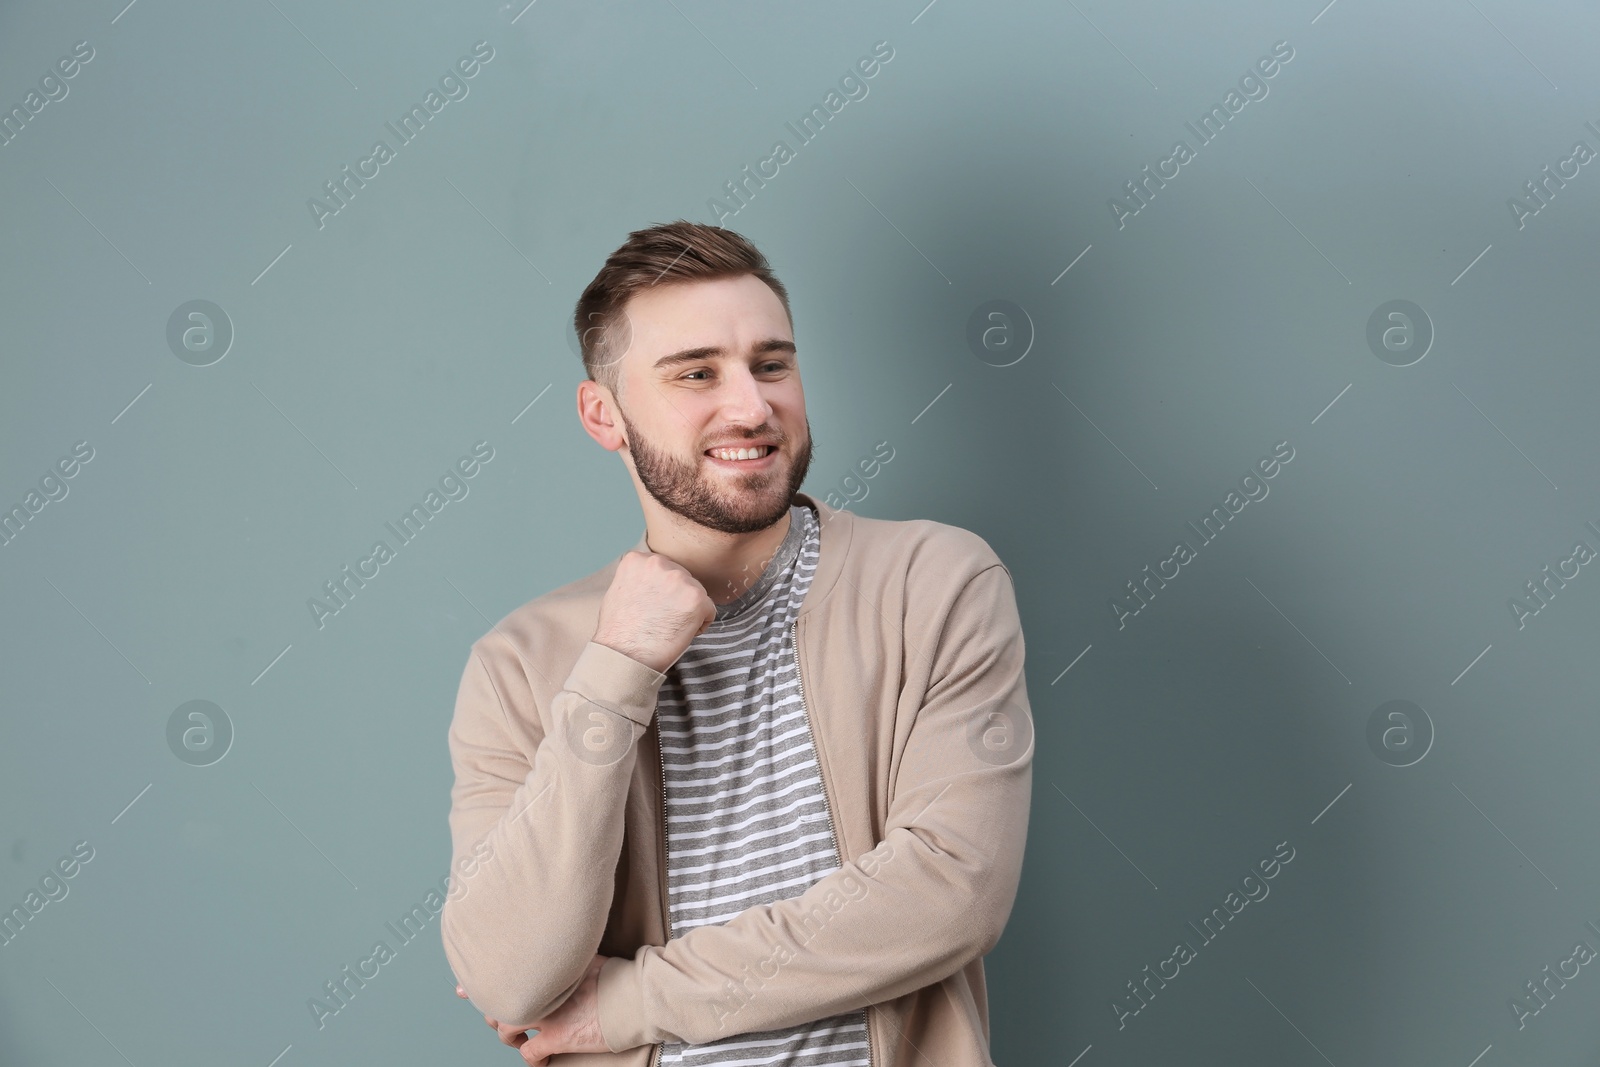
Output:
(577, 380), (625, 453)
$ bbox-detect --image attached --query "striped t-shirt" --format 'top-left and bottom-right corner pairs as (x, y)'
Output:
(655, 502), (872, 1067)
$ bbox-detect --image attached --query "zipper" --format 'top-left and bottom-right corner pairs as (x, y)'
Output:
(790, 617), (875, 1067)
(653, 712), (672, 1067)
(657, 713), (674, 941)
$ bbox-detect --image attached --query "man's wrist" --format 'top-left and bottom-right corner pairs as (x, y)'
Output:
(565, 641), (668, 728)
(591, 632), (666, 675)
(595, 953), (651, 1051)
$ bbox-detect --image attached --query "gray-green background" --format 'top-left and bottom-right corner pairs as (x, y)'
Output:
(3, 0), (1598, 1063)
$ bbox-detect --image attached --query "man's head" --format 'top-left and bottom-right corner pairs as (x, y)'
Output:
(574, 221), (812, 535)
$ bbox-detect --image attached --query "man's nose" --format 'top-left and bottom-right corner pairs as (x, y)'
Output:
(718, 367), (774, 422)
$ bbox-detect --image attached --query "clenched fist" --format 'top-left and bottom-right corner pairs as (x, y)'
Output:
(592, 549), (717, 674)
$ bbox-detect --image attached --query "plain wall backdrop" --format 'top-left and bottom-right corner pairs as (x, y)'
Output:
(2, 0), (1598, 1063)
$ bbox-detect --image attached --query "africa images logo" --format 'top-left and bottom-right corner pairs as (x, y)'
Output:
(306, 41), (495, 230)
(1108, 40), (1295, 230)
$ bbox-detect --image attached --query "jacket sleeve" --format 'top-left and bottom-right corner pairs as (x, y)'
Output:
(441, 632), (668, 1028)
(594, 561), (1034, 1050)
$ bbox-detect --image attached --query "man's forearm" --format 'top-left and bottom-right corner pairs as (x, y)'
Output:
(443, 638), (667, 1028)
(595, 772), (1029, 1048)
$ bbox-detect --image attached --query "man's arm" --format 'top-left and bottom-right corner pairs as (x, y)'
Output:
(593, 560), (1034, 1050)
(441, 631), (667, 1028)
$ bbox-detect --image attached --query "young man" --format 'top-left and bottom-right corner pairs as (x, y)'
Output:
(443, 220), (1034, 1067)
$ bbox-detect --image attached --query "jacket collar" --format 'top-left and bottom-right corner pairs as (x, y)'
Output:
(627, 491), (850, 619)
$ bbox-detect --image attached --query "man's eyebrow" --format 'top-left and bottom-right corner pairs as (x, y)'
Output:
(652, 339), (797, 371)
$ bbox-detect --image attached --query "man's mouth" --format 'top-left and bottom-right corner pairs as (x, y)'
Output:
(705, 444), (777, 466)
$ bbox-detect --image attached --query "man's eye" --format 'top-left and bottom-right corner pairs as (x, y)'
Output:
(681, 363), (787, 381)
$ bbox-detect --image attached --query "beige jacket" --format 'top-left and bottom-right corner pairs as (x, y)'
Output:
(442, 491), (1034, 1066)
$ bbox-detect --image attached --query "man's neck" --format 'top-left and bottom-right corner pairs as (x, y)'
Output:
(644, 505), (795, 606)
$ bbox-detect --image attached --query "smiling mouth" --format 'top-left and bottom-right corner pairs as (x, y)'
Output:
(705, 445), (777, 464)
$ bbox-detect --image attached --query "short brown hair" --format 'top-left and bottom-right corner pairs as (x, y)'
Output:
(573, 220), (792, 401)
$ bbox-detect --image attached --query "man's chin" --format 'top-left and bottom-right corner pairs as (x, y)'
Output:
(707, 483), (787, 509)
(701, 480), (795, 520)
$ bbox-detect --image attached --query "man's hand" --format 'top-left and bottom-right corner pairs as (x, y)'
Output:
(593, 549), (717, 674)
(456, 954), (612, 1065)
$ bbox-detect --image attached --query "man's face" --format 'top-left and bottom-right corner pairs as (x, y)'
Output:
(606, 274), (812, 535)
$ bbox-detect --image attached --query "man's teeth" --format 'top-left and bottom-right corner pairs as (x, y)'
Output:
(709, 447), (770, 461)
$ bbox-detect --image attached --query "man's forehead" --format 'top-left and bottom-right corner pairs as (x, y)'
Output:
(627, 279), (784, 330)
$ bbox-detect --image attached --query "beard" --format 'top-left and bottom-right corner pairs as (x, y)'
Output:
(618, 403), (813, 535)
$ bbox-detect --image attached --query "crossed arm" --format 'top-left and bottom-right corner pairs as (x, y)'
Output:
(443, 563), (1033, 1052)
